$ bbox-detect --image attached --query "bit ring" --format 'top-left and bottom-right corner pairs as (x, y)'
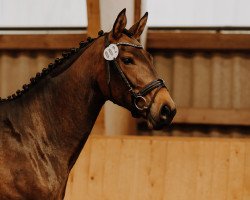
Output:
(134, 96), (148, 111)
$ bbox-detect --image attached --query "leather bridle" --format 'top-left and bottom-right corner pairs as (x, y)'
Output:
(104, 33), (166, 117)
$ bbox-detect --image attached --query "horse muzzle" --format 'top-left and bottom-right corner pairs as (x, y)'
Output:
(146, 88), (176, 130)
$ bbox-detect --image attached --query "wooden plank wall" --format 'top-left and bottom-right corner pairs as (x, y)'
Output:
(65, 135), (250, 200)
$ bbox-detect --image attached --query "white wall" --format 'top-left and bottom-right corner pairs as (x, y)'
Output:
(0, 0), (87, 27)
(147, 0), (250, 27)
(100, 0), (134, 32)
(2, 0), (250, 28)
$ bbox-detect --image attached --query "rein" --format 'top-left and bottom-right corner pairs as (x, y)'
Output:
(104, 33), (166, 116)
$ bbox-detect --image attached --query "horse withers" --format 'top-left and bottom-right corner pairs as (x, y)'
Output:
(0, 9), (176, 200)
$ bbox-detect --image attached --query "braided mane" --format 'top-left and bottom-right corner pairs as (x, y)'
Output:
(0, 31), (106, 103)
(0, 29), (133, 103)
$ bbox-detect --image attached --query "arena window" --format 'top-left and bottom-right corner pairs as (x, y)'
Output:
(147, 0), (250, 27)
(0, 0), (90, 50)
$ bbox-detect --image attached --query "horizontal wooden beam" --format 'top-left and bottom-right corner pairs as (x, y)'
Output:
(0, 33), (87, 50)
(174, 108), (250, 126)
(2, 30), (250, 51)
(147, 30), (250, 50)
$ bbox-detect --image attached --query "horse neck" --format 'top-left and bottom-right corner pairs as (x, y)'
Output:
(5, 37), (106, 171)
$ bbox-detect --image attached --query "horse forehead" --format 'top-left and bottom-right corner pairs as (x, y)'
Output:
(117, 34), (141, 46)
(120, 46), (144, 59)
(116, 34), (150, 62)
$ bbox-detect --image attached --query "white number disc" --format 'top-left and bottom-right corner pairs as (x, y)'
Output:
(103, 44), (119, 61)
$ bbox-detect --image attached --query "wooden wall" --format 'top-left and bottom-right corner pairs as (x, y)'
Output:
(65, 135), (250, 200)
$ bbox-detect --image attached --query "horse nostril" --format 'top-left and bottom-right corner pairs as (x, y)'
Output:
(172, 108), (177, 117)
(160, 105), (171, 120)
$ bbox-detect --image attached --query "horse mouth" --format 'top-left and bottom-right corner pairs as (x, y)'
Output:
(147, 112), (168, 130)
(146, 107), (176, 130)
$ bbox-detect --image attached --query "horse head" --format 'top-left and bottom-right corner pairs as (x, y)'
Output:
(97, 9), (176, 129)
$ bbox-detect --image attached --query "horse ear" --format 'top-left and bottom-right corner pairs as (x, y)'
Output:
(128, 12), (148, 40)
(112, 8), (127, 39)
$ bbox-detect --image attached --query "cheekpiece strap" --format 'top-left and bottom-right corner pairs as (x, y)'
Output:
(105, 34), (111, 85)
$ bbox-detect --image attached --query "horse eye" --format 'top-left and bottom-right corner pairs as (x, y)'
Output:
(122, 57), (133, 65)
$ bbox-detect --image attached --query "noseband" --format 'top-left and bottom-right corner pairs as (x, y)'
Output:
(104, 34), (166, 117)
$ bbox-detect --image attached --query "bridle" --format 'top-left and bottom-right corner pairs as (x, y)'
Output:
(104, 33), (166, 117)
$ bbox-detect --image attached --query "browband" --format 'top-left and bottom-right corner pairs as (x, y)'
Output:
(116, 42), (143, 48)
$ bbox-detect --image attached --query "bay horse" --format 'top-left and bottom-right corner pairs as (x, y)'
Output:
(0, 9), (176, 200)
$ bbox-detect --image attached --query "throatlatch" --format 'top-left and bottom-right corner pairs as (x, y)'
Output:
(103, 33), (166, 116)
